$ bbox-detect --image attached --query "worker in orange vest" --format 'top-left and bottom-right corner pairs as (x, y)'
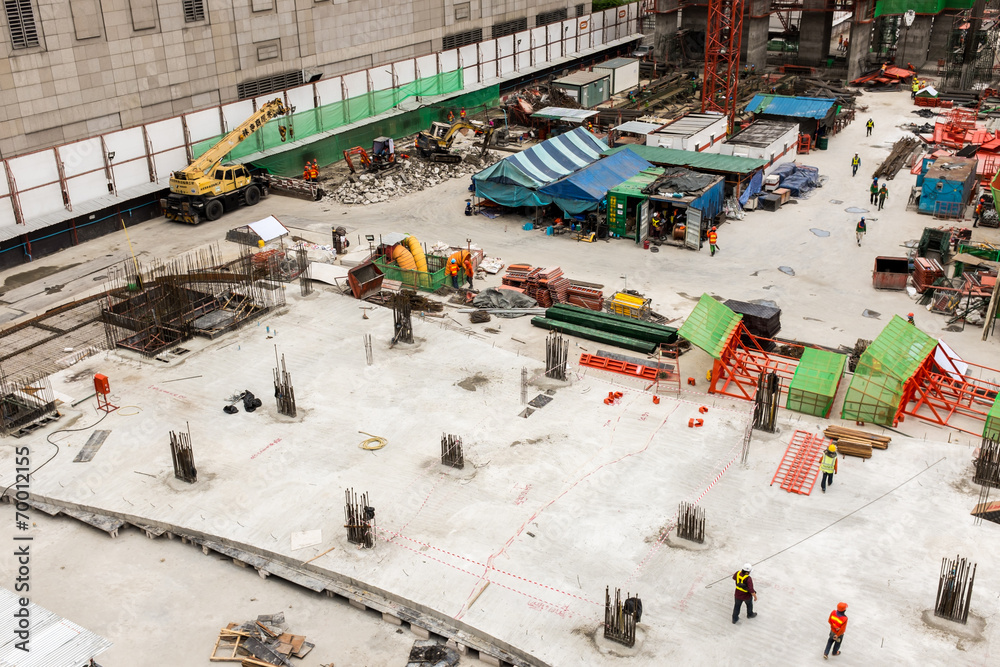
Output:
(824, 602), (848, 658)
(463, 256), (474, 289)
(303, 163), (312, 181)
(708, 226), (719, 257)
(447, 257), (460, 288)
(310, 160), (319, 181)
(460, 107), (467, 120)
(448, 110), (455, 123)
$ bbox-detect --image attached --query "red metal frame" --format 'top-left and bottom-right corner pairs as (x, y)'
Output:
(702, 0), (745, 134)
(900, 348), (1000, 436)
(709, 323), (800, 401)
(770, 430), (826, 495)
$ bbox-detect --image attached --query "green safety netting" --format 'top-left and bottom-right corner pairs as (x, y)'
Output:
(875, 0), (974, 17)
(841, 316), (937, 425)
(992, 170), (999, 220)
(192, 71), (466, 171)
(252, 85), (499, 176)
(786, 347), (847, 418)
(678, 294), (742, 360)
(984, 394), (1000, 440)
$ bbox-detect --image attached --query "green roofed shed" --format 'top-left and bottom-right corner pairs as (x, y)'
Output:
(786, 347), (847, 418)
(678, 294), (742, 359)
(984, 394), (1000, 440)
(841, 316), (937, 425)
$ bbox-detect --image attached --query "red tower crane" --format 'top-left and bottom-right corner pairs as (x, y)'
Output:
(701, 0), (745, 133)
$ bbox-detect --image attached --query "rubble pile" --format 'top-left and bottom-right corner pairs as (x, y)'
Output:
(329, 149), (501, 205)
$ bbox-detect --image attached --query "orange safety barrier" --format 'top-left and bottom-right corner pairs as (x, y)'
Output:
(770, 430), (827, 495)
(580, 353), (658, 381)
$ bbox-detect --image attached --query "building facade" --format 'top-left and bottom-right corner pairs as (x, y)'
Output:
(0, 0), (585, 157)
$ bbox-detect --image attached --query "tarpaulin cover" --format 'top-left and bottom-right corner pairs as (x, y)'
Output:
(745, 95), (837, 120)
(473, 127), (608, 207)
(645, 167), (716, 195)
(689, 177), (725, 221)
(771, 162), (822, 197)
(677, 294), (741, 359)
(739, 169), (764, 206)
(472, 287), (537, 317)
(538, 149), (652, 215)
(875, 0), (973, 17)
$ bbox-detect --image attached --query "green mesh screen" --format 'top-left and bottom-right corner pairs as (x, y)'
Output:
(677, 294), (742, 359)
(192, 71), (468, 171)
(992, 169), (999, 220)
(841, 316), (937, 425)
(250, 85), (499, 177)
(984, 394), (1000, 439)
(786, 347), (847, 418)
(875, 0), (973, 17)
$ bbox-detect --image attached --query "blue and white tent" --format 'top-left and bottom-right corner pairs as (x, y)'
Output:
(538, 149), (652, 215)
(473, 127), (607, 207)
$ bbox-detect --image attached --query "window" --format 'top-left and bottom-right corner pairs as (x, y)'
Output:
(576, 3), (586, 17)
(236, 70), (303, 100)
(4, 0), (39, 49)
(224, 170), (233, 180)
(536, 8), (567, 27)
(492, 17), (526, 39)
(182, 0), (205, 23)
(454, 2), (469, 21)
(442, 28), (481, 50)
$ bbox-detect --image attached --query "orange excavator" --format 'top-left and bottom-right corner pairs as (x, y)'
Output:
(344, 137), (398, 174)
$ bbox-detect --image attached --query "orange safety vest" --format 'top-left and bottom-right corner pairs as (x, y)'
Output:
(310, 166), (319, 179)
(708, 231), (718, 245)
(303, 167), (311, 180)
(447, 262), (459, 276)
(828, 611), (847, 636)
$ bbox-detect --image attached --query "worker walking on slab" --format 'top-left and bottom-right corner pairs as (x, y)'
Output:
(877, 184), (888, 211)
(824, 602), (849, 658)
(855, 218), (866, 246)
(865, 118), (874, 137)
(869, 179), (879, 205)
(820, 444), (838, 492)
(851, 153), (861, 177)
(732, 564), (757, 623)
(708, 226), (719, 257)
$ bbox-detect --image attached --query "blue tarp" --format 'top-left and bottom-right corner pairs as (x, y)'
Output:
(538, 149), (652, 215)
(771, 162), (822, 197)
(473, 128), (607, 207)
(689, 178), (725, 221)
(745, 94), (837, 120)
(739, 169), (764, 206)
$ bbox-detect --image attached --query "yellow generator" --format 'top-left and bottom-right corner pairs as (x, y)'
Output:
(606, 291), (651, 320)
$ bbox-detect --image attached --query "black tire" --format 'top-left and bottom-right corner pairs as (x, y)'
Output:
(245, 185), (261, 206)
(204, 199), (224, 221)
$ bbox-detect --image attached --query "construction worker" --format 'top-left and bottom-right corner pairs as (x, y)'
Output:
(912, 78), (920, 99)
(732, 564), (757, 624)
(855, 217), (866, 246)
(865, 118), (873, 137)
(460, 107), (467, 120)
(824, 602), (849, 659)
(877, 184), (888, 211)
(708, 226), (719, 256)
(851, 152), (861, 177)
(448, 110), (455, 123)
(907, 312), (915, 325)
(587, 121), (594, 133)
(820, 444), (837, 493)
(303, 162), (312, 182)
(465, 200), (473, 217)
(869, 178), (879, 205)
(463, 256), (475, 289)
(447, 257), (460, 288)
(309, 160), (319, 181)
(974, 199), (983, 227)
(651, 211), (662, 237)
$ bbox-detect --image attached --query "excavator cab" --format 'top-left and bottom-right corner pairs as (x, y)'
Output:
(428, 122), (451, 139)
(371, 137), (396, 170)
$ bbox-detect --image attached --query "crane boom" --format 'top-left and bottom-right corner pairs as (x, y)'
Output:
(174, 98), (287, 181)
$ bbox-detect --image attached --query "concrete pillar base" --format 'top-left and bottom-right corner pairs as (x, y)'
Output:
(382, 612), (402, 625)
(410, 624), (430, 639)
(349, 599), (366, 611)
(479, 653), (501, 667)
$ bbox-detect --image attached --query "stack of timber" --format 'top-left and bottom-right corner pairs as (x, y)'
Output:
(823, 425), (891, 459)
(531, 304), (679, 354)
(501, 264), (603, 310)
(872, 137), (921, 180)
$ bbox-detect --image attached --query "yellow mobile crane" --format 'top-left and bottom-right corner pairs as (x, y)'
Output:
(162, 98), (288, 224)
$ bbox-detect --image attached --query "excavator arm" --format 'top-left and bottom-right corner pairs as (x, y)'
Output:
(173, 98), (288, 182)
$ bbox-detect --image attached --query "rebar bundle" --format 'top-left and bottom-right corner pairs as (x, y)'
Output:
(441, 433), (465, 469)
(676, 502), (705, 543)
(0, 366), (58, 437)
(297, 247), (313, 297)
(604, 586), (638, 648)
(169, 423), (197, 483)
(545, 331), (568, 380)
(935, 555), (976, 624)
(391, 293), (413, 344)
(272, 348), (296, 417)
(344, 488), (376, 548)
(752, 371), (780, 433)
(974, 438), (1000, 488)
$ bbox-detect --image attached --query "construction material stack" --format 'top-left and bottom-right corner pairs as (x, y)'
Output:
(822, 425), (891, 460)
(531, 304), (678, 354)
(501, 264), (602, 310)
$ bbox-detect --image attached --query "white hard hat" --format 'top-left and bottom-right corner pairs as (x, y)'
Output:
(743, 563), (752, 572)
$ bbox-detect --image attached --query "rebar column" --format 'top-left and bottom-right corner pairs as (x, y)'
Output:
(545, 331), (568, 380)
(441, 433), (465, 469)
(676, 502), (706, 543)
(272, 348), (296, 417)
(344, 488), (376, 548)
(935, 555), (976, 624)
(752, 371), (779, 433)
(604, 586), (638, 647)
(169, 423), (197, 483)
(392, 293), (413, 344)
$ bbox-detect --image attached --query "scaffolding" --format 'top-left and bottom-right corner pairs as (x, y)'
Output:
(0, 366), (58, 437)
(942, 5), (1000, 91)
(101, 245), (285, 357)
(702, 0), (745, 132)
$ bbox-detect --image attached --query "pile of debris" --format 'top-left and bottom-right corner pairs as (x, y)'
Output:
(210, 613), (314, 665)
(328, 150), (500, 205)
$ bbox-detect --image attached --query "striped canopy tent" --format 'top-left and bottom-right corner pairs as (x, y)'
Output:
(473, 127), (608, 207)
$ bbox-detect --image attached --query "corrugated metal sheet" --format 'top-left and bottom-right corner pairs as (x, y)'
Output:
(655, 112), (726, 137)
(603, 145), (767, 174)
(0, 588), (112, 667)
(531, 107), (599, 122)
(594, 57), (638, 70)
(552, 70), (610, 87)
(613, 121), (663, 134)
(745, 94), (837, 119)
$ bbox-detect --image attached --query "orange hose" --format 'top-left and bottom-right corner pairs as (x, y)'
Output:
(392, 244), (416, 271)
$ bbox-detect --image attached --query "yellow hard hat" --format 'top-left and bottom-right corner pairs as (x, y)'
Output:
(828, 444), (837, 453)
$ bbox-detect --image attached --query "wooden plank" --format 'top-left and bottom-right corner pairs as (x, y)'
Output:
(73, 429), (111, 462)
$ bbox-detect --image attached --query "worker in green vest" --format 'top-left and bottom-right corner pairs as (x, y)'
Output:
(912, 78), (919, 99)
(820, 444), (838, 493)
(869, 179), (879, 205)
(851, 153), (861, 177)
(877, 184), (888, 211)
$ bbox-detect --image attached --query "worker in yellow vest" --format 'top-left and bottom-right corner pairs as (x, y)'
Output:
(708, 226), (719, 257)
(865, 118), (873, 137)
(446, 257), (460, 288)
(851, 152), (861, 177)
(732, 564), (758, 624)
(820, 444), (838, 493)
(911, 78), (919, 99)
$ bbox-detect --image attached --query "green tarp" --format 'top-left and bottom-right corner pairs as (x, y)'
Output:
(875, 0), (974, 17)
(678, 294), (742, 360)
(841, 316), (937, 425)
(985, 394), (1000, 440)
(786, 347), (847, 418)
